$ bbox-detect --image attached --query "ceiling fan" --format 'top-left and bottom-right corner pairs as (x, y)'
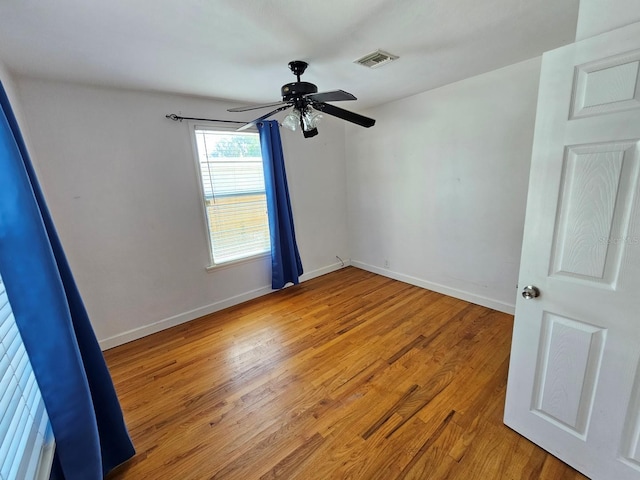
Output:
(228, 61), (376, 138)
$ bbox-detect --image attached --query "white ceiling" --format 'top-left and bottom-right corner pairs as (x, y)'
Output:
(0, 0), (579, 110)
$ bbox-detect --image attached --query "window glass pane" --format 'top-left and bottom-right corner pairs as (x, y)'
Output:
(193, 128), (270, 264)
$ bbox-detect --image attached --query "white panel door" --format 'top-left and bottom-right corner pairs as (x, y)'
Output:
(504, 21), (640, 480)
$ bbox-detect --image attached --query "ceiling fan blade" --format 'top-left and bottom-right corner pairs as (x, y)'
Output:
(236, 104), (292, 131)
(305, 90), (356, 103)
(311, 102), (375, 128)
(228, 101), (288, 112)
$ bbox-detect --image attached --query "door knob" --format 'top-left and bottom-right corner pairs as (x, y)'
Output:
(522, 285), (540, 299)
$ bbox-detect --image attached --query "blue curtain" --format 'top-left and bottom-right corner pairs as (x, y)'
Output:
(258, 121), (303, 289)
(0, 83), (134, 479)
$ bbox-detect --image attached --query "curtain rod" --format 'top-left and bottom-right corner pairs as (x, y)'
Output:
(165, 114), (246, 124)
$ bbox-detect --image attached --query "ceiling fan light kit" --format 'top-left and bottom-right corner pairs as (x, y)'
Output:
(228, 60), (376, 138)
(282, 107), (324, 138)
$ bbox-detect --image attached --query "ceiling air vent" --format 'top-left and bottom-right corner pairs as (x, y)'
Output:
(354, 50), (399, 69)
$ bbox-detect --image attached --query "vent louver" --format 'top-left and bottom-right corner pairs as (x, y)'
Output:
(354, 50), (399, 68)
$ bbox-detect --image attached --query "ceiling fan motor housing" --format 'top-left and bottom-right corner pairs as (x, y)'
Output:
(281, 82), (318, 101)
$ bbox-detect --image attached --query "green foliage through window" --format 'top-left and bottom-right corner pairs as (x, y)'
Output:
(208, 134), (261, 158)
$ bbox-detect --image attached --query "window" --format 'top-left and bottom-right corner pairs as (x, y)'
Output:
(192, 125), (270, 266)
(0, 273), (55, 480)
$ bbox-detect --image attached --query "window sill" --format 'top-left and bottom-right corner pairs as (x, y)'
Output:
(206, 251), (270, 272)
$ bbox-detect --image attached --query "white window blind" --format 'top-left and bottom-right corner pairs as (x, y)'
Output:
(193, 127), (270, 265)
(0, 273), (55, 480)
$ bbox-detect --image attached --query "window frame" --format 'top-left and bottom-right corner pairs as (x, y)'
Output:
(188, 121), (271, 270)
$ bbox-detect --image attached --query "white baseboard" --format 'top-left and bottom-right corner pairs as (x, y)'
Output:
(298, 259), (350, 282)
(351, 261), (516, 315)
(99, 260), (350, 350)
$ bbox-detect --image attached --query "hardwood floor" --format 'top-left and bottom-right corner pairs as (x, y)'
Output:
(104, 267), (588, 480)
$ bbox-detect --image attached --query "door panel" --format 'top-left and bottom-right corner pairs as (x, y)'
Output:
(551, 141), (639, 287)
(622, 365), (640, 468)
(571, 50), (640, 119)
(531, 313), (606, 438)
(505, 21), (640, 480)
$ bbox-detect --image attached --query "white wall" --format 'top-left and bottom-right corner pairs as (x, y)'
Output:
(0, 60), (15, 95)
(12, 54), (542, 345)
(0, 60), (27, 131)
(346, 57), (542, 313)
(576, 0), (640, 40)
(13, 78), (349, 348)
(0, 61), (15, 96)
